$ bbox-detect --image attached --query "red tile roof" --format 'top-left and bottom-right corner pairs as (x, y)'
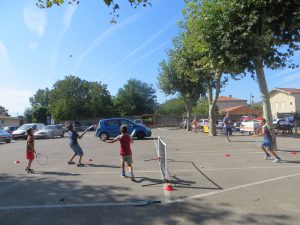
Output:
(274, 88), (300, 94)
(217, 96), (247, 102)
(220, 105), (262, 115)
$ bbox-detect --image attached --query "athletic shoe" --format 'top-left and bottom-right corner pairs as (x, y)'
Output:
(120, 171), (126, 178)
(77, 163), (85, 167)
(264, 154), (271, 160)
(26, 168), (34, 173)
(129, 172), (135, 181)
(273, 158), (281, 163)
(68, 161), (75, 165)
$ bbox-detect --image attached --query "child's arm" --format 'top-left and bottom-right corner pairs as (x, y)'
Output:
(104, 137), (118, 143)
(78, 130), (87, 139)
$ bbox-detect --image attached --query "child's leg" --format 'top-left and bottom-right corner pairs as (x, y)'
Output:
(26, 159), (33, 169)
(78, 155), (83, 164)
(69, 153), (76, 162)
(127, 163), (133, 173)
(267, 148), (281, 159)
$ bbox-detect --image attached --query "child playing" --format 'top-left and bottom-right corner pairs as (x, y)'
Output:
(253, 119), (281, 163)
(104, 125), (135, 181)
(25, 128), (35, 173)
(66, 122), (87, 167)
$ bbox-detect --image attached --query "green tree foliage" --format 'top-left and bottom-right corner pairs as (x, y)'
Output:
(186, 0), (300, 146)
(156, 97), (186, 116)
(249, 102), (263, 112)
(113, 79), (157, 116)
(158, 36), (206, 131)
(0, 106), (10, 116)
(32, 106), (49, 124)
(29, 88), (50, 107)
(49, 75), (113, 121)
(36, 0), (151, 23)
(24, 108), (33, 123)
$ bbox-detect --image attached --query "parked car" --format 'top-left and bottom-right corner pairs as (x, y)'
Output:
(12, 123), (45, 140)
(0, 130), (12, 143)
(179, 119), (188, 129)
(2, 126), (19, 134)
(96, 118), (152, 140)
(34, 125), (65, 139)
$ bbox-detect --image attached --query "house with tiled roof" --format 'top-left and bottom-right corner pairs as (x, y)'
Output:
(219, 105), (262, 116)
(216, 95), (247, 110)
(269, 88), (300, 118)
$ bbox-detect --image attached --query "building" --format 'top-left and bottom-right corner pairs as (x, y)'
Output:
(216, 95), (247, 110)
(219, 105), (262, 116)
(0, 116), (22, 127)
(269, 88), (300, 118)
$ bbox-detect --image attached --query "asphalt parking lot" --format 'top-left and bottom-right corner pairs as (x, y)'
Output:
(0, 128), (300, 225)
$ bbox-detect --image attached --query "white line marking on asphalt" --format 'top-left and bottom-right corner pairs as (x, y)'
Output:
(168, 172), (300, 204)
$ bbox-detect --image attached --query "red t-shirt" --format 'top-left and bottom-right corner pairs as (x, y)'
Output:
(117, 134), (132, 156)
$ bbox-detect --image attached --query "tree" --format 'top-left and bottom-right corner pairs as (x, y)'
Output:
(192, 97), (219, 116)
(0, 106), (10, 116)
(36, 0), (151, 23)
(113, 79), (157, 116)
(29, 88), (50, 107)
(158, 38), (206, 131)
(187, 0), (300, 147)
(156, 97), (186, 116)
(32, 106), (49, 124)
(49, 75), (113, 121)
(24, 108), (33, 123)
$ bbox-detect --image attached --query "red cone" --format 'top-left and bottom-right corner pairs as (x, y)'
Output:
(164, 183), (174, 191)
(88, 158), (93, 161)
(14, 160), (20, 164)
(224, 154), (231, 157)
(291, 152), (297, 155)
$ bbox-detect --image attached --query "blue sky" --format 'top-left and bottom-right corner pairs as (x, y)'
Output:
(1, 0), (300, 117)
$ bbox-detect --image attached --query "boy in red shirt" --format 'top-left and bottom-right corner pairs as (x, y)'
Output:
(104, 125), (135, 181)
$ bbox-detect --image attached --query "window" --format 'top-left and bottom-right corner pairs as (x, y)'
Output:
(105, 120), (119, 127)
(120, 119), (134, 127)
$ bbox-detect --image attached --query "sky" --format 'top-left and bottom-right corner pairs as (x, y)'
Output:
(1, 0), (300, 117)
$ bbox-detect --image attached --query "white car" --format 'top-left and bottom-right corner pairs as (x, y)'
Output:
(12, 123), (45, 140)
(34, 125), (65, 139)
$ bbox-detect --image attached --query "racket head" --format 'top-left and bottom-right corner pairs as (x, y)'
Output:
(133, 200), (161, 206)
(35, 153), (48, 165)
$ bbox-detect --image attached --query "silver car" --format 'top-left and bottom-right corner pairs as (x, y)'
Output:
(34, 125), (65, 139)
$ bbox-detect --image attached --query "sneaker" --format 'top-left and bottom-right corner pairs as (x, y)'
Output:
(129, 172), (135, 181)
(68, 161), (75, 165)
(273, 158), (281, 163)
(120, 171), (126, 178)
(26, 168), (34, 173)
(77, 163), (85, 167)
(264, 154), (271, 160)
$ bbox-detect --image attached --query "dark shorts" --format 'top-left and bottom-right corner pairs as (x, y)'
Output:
(262, 138), (272, 149)
(224, 127), (232, 136)
(70, 144), (84, 156)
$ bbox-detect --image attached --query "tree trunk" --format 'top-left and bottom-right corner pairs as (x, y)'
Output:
(185, 99), (193, 131)
(207, 73), (222, 136)
(254, 59), (277, 149)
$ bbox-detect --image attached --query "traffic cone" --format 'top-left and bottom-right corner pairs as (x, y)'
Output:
(224, 153), (231, 158)
(291, 152), (297, 155)
(88, 158), (93, 161)
(14, 160), (20, 164)
(164, 182), (174, 191)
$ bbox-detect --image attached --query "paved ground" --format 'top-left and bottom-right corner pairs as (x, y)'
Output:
(0, 128), (300, 225)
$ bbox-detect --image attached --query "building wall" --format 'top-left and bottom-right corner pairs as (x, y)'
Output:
(216, 100), (247, 110)
(0, 117), (21, 127)
(270, 92), (295, 118)
(294, 94), (300, 113)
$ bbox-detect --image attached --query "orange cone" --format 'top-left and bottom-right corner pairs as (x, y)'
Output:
(88, 158), (93, 161)
(14, 160), (20, 164)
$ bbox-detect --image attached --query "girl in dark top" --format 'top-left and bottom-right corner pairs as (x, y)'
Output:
(66, 123), (87, 167)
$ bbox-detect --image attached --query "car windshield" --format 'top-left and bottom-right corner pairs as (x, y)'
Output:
(45, 125), (56, 130)
(18, 124), (33, 130)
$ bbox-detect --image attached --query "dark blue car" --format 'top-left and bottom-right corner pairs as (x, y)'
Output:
(96, 118), (152, 140)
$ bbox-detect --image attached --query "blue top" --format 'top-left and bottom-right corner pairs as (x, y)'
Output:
(223, 116), (231, 128)
(262, 125), (272, 140)
(68, 130), (78, 145)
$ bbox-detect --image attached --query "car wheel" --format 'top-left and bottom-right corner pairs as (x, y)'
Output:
(50, 132), (54, 139)
(61, 132), (64, 138)
(100, 132), (109, 141)
(6, 140), (11, 143)
(136, 131), (145, 140)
